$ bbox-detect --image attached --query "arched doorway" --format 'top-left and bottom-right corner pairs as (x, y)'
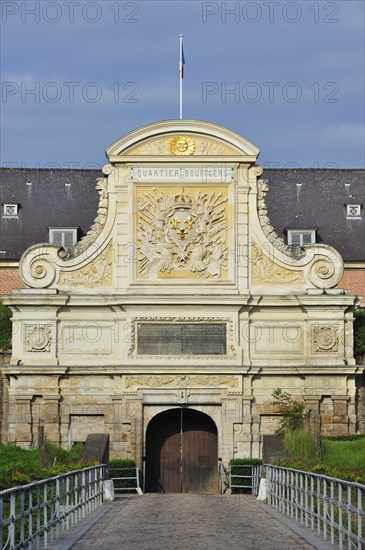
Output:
(145, 408), (218, 493)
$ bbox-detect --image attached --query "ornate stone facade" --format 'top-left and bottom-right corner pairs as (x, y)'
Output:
(1, 120), (362, 465)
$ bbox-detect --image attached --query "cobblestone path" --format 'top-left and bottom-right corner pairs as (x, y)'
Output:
(69, 494), (317, 550)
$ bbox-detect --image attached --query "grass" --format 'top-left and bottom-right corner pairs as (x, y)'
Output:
(321, 436), (365, 471)
(276, 433), (365, 484)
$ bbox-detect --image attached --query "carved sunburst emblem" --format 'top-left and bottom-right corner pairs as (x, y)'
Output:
(170, 136), (195, 156)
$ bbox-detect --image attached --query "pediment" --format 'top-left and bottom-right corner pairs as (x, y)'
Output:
(124, 136), (239, 156)
(106, 119), (260, 161)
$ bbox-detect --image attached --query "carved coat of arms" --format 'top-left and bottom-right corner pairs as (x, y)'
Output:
(137, 188), (228, 278)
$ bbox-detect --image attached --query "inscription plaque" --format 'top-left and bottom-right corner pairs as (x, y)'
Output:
(81, 433), (109, 466)
(137, 323), (227, 355)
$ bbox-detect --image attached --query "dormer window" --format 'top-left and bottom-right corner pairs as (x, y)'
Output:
(49, 228), (78, 250)
(287, 229), (316, 246)
(346, 204), (362, 218)
(3, 203), (19, 217)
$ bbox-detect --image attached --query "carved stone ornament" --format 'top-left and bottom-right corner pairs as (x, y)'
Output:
(124, 374), (238, 388)
(59, 241), (113, 286)
(312, 325), (339, 353)
(127, 138), (232, 156)
(308, 255), (343, 289)
(251, 242), (305, 285)
(26, 325), (52, 353)
(257, 179), (305, 260)
(196, 140), (225, 155)
(128, 317), (236, 359)
(24, 255), (57, 288)
(137, 188), (228, 278)
(59, 178), (108, 260)
(169, 136), (195, 155)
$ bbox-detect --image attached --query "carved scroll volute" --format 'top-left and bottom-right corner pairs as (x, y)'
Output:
(20, 245), (58, 288)
(102, 164), (113, 176)
(254, 165), (263, 178)
(307, 249), (344, 289)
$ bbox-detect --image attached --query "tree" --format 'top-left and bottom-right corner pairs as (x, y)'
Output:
(354, 309), (365, 362)
(272, 388), (305, 436)
(0, 301), (12, 350)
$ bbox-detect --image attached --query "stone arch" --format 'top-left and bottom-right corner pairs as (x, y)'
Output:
(145, 407), (218, 493)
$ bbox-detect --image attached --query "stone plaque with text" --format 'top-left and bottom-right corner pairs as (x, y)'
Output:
(137, 323), (227, 355)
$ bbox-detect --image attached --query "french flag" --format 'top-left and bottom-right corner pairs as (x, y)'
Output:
(180, 40), (185, 79)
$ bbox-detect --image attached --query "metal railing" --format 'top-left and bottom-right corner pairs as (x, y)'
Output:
(218, 460), (229, 494)
(265, 465), (365, 550)
(0, 464), (106, 550)
(109, 467), (142, 494)
(228, 464), (262, 496)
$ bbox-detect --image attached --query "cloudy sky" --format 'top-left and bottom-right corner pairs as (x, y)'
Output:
(1, 0), (364, 168)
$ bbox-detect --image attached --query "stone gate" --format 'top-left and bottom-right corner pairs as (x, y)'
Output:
(1, 120), (361, 466)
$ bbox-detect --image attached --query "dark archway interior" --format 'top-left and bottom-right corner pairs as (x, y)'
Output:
(145, 408), (218, 493)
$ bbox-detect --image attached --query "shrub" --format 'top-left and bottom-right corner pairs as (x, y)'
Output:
(274, 460), (365, 485)
(44, 442), (84, 465)
(0, 444), (97, 490)
(67, 442), (84, 462)
(44, 442), (69, 465)
(228, 458), (262, 494)
(109, 459), (137, 493)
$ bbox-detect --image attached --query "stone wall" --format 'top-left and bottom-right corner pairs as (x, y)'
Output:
(2, 368), (360, 461)
(356, 372), (365, 434)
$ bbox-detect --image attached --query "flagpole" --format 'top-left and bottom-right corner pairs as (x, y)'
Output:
(179, 33), (183, 119)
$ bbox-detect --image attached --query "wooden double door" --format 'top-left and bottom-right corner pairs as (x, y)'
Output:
(145, 408), (218, 493)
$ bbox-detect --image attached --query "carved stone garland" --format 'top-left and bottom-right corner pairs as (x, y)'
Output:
(257, 179), (305, 260)
(125, 374), (238, 388)
(59, 178), (108, 260)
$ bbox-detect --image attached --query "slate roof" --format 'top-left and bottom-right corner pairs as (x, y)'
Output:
(0, 167), (364, 262)
(0, 168), (101, 260)
(263, 169), (365, 262)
